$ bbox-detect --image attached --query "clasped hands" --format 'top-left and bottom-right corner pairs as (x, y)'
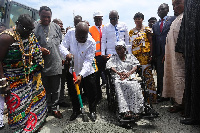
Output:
(116, 71), (131, 81)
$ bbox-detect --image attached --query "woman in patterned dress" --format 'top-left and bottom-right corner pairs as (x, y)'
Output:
(0, 14), (47, 132)
(129, 12), (156, 103)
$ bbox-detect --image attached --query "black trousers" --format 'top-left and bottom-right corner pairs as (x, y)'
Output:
(67, 72), (97, 113)
(42, 74), (61, 111)
(95, 56), (107, 100)
(156, 54), (164, 96)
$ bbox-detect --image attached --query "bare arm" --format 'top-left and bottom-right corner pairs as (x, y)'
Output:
(147, 33), (153, 57)
(0, 34), (14, 93)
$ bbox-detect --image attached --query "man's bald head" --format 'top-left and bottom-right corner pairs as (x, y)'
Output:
(75, 22), (89, 43)
(74, 15), (82, 27)
(109, 10), (119, 26)
(109, 10), (118, 16)
(53, 18), (63, 28)
(158, 3), (169, 19)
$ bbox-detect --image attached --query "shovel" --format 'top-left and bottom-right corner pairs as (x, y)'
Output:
(71, 55), (89, 122)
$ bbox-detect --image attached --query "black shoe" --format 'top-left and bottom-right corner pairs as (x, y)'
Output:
(180, 118), (200, 125)
(90, 112), (97, 122)
(70, 111), (81, 121)
(47, 106), (52, 114)
(157, 97), (169, 102)
(58, 102), (70, 107)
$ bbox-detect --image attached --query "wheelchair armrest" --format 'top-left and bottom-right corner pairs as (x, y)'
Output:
(136, 65), (142, 77)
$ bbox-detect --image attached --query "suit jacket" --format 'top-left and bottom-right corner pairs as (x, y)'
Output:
(152, 16), (176, 57)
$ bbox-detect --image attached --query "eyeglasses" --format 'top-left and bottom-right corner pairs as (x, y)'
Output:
(109, 17), (118, 20)
(94, 18), (103, 21)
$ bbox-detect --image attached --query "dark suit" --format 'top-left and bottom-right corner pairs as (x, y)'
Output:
(152, 16), (176, 96)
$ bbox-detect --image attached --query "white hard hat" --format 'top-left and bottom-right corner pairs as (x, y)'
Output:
(93, 11), (103, 18)
(115, 40), (126, 48)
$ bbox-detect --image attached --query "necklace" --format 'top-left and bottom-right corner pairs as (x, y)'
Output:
(42, 25), (50, 42)
(14, 30), (34, 83)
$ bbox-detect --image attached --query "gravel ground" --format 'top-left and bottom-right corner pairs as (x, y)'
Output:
(2, 88), (200, 133)
(1, 73), (200, 133)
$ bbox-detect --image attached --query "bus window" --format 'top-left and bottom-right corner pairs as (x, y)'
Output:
(35, 13), (40, 22)
(9, 3), (32, 28)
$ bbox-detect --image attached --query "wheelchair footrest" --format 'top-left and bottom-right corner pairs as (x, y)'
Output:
(142, 114), (157, 119)
(119, 119), (136, 122)
(141, 110), (159, 119)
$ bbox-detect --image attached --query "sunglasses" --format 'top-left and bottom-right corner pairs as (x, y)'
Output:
(109, 17), (118, 20)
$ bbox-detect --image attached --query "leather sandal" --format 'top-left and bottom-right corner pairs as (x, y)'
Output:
(124, 111), (133, 119)
(167, 106), (182, 113)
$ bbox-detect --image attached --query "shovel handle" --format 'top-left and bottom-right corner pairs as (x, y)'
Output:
(72, 72), (80, 94)
(72, 71), (83, 107)
(75, 84), (80, 95)
(72, 72), (77, 81)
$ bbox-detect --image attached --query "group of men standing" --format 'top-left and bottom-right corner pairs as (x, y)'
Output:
(152, 0), (200, 125)
(0, 0), (200, 132)
(34, 6), (135, 122)
(33, 0), (200, 125)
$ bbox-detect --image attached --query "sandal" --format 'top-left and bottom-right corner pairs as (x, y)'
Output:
(124, 111), (133, 119)
(167, 106), (183, 113)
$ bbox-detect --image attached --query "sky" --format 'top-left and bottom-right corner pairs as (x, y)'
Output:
(14, 0), (174, 30)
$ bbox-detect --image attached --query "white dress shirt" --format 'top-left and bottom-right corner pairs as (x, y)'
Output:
(59, 29), (96, 78)
(101, 21), (129, 55)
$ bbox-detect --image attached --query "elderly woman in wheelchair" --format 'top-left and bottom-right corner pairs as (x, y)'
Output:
(106, 40), (144, 120)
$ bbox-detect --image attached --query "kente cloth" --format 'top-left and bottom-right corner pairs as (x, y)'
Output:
(106, 54), (144, 113)
(163, 13), (185, 104)
(176, 0), (200, 120)
(129, 25), (152, 65)
(1, 29), (47, 133)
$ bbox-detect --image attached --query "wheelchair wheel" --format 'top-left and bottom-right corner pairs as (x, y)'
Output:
(106, 69), (118, 113)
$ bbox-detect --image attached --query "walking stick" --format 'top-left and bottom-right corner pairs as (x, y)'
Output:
(71, 55), (89, 122)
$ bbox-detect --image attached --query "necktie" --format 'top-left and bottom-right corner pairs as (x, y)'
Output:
(115, 25), (119, 42)
(99, 26), (102, 38)
(160, 19), (164, 32)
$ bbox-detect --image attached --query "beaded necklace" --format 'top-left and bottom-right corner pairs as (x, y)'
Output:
(14, 30), (34, 83)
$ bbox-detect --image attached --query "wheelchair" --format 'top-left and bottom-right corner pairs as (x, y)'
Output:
(105, 65), (159, 126)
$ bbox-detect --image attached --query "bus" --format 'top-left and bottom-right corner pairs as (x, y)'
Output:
(0, 0), (39, 28)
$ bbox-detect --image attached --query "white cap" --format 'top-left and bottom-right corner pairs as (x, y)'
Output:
(93, 11), (103, 18)
(115, 40), (126, 48)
